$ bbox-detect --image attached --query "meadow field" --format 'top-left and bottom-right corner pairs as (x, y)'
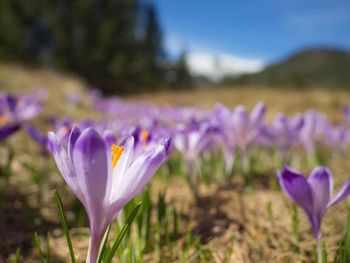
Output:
(1, 64), (350, 262)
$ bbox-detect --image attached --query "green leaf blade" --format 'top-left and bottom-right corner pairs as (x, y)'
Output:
(105, 202), (142, 263)
(55, 190), (76, 263)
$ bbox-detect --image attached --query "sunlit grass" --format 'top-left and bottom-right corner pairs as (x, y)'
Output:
(1, 64), (350, 262)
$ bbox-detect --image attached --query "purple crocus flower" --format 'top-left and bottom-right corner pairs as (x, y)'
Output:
(299, 110), (327, 161)
(50, 117), (78, 144)
(216, 102), (265, 172)
(128, 125), (171, 163)
(49, 127), (171, 262)
(214, 104), (237, 176)
(173, 120), (218, 199)
(343, 106), (350, 124)
(231, 102), (265, 153)
(0, 92), (43, 140)
(173, 120), (217, 163)
(26, 125), (49, 155)
(323, 123), (350, 152)
(0, 92), (43, 122)
(278, 165), (350, 261)
(261, 113), (304, 161)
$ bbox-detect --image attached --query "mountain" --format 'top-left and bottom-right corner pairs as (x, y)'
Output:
(222, 47), (350, 88)
(186, 53), (265, 81)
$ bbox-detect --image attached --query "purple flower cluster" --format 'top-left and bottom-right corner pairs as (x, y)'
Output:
(6, 89), (349, 262)
(47, 95), (350, 180)
(0, 91), (44, 140)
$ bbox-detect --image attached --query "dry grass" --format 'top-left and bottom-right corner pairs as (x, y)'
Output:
(1, 64), (350, 262)
(131, 86), (350, 122)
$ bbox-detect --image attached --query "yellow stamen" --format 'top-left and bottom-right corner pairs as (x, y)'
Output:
(141, 130), (149, 142)
(0, 114), (9, 127)
(57, 127), (69, 139)
(112, 144), (124, 169)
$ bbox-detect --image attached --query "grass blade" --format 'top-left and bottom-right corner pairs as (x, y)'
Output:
(345, 208), (350, 261)
(46, 232), (51, 263)
(97, 224), (112, 263)
(322, 240), (327, 263)
(33, 233), (44, 263)
(105, 202), (142, 263)
(55, 190), (76, 263)
(13, 248), (21, 263)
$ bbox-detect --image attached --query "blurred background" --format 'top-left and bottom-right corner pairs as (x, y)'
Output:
(1, 1), (350, 261)
(0, 0), (349, 95)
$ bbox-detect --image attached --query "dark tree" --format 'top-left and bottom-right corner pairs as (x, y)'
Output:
(169, 51), (193, 90)
(0, 0), (171, 94)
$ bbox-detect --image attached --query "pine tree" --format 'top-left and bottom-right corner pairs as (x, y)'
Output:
(0, 0), (168, 94)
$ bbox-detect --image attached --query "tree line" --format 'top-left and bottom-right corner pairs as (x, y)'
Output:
(0, 0), (192, 94)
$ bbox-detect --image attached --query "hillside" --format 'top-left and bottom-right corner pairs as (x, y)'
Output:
(223, 47), (350, 88)
(1, 64), (350, 262)
(1, 63), (350, 121)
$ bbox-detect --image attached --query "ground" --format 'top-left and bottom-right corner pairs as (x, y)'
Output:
(0, 64), (349, 262)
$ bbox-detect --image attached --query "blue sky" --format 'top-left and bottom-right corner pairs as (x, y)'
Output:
(152, 0), (350, 64)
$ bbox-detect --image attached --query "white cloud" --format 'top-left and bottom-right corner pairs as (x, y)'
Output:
(186, 53), (265, 81)
(165, 34), (265, 81)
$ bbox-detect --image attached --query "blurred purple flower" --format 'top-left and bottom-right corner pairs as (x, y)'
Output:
(173, 120), (218, 197)
(214, 102), (265, 172)
(343, 106), (350, 124)
(49, 127), (171, 262)
(26, 125), (49, 154)
(323, 123), (350, 152)
(51, 119), (73, 144)
(214, 104), (237, 176)
(261, 113), (304, 153)
(278, 165), (350, 238)
(231, 102), (265, 154)
(0, 124), (21, 140)
(0, 92), (43, 140)
(299, 110), (326, 157)
(173, 120), (217, 162)
(126, 125), (173, 163)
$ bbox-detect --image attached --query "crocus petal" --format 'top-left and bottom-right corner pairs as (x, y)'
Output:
(26, 125), (48, 149)
(278, 166), (314, 216)
(68, 127), (81, 162)
(5, 95), (17, 112)
(72, 128), (111, 234)
(307, 167), (332, 236)
(233, 106), (249, 133)
(18, 103), (43, 121)
(109, 139), (170, 215)
(103, 130), (116, 148)
(188, 132), (201, 155)
(0, 124), (20, 140)
(110, 136), (135, 200)
(48, 132), (82, 200)
(307, 167), (332, 214)
(250, 101), (265, 129)
(328, 178), (350, 207)
(173, 133), (188, 154)
(113, 136), (134, 177)
(232, 106), (249, 148)
(291, 115), (304, 130)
